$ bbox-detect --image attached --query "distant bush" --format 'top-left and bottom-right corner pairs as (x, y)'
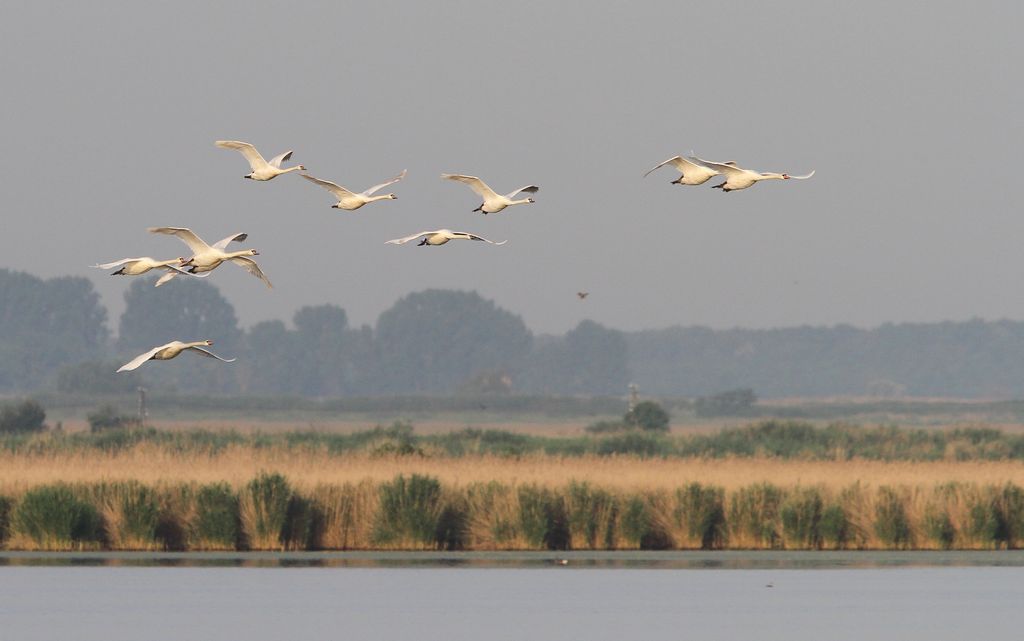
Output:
(13, 485), (101, 548)
(87, 404), (141, 432)
(373, 474), (444, 548)
(694, 388), (757, 417)
(240, 473), (292, 550)
(0, 399), (45, 433)
(192, 483), (240, 549)
(584, 420), (627, 434)
(623, 401), (670, 432)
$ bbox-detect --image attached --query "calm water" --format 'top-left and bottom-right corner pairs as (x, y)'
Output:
(2, 552), (1023, 641)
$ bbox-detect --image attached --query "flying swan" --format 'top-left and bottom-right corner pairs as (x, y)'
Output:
(215, 140), (306, 180)
(385, 229), (507, 246)
(695, 158), (815, 192)
(300, 169), (406, 210)
(441, 174), (538, 214)
(91, 256), (204, 287)
(117, 340), (236, 372)
(643, 155), (726, 185)
(148, 227), (272, 288)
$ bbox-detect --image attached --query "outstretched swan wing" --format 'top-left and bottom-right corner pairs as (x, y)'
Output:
(301, 174), (356, 199)
(186, 346), (237, 363)
(441, 174), (499, 200)
(93, 258), (142, 270)
(386, 230), (433, 245)
(117, 344), (169, 372)
(215, 140), (268, 171)
(362, 169), (407, 196)
(211, 232), (248, 251)
(266, 150), (294, 169)
(460, 232), (507, 245)
(229, 256), (273, 288)
(504, 185), (539, 199)
(148, 227), (212, 255)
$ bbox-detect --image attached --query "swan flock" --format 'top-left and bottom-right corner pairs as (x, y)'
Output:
(104, 138), (813, 372)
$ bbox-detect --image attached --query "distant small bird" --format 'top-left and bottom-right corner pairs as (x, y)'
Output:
(215, 140), (305, 181)
(441, 173), (538, 214)
(92, 257), (201, 287)
(301, 169), (406, 210)
(556, 559), (569, 566)
(117, 340), (236, 372)
(765, 582), (774, 588)
(148, 227), (272, 288)
(643, 155), (725, 186)
(577, 292), (589, 299)
(695, 157), (815, 192)
(385, 229), (507, 246)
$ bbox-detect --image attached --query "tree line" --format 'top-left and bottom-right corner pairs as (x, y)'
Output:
(6, 266), (1024, 398)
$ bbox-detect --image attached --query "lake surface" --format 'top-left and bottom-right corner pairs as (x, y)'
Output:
(2, 552), (1023, 641)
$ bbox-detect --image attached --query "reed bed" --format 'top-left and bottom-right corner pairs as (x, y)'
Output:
(2, 474), (1024, 552)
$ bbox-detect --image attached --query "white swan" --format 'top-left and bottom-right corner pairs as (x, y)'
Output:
(215, 140), (306, 181)
(148, 227), (272, 288)
(300, 169), (406, 210)
(696, 158), (815, 192)
(441, 174), (538, 214)
(385, 229), (507, 246)
(117, 340), (236, 372)
(643, 155), (726, 185)
(92, 257), (205, 287)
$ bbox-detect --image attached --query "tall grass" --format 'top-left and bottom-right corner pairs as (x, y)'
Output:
(4, 474), (1024, 551)
(11, 485), (102, 549)
(239, 473), (292, 550)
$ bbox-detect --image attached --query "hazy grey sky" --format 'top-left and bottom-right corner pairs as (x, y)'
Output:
(1, 2), (1021, 334)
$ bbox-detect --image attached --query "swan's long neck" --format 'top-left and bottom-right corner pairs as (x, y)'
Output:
(157, 258), (183, 267)
(184, 341), (209, 349)
(278, 166), (304, 175)
(366, 194), (394, 203)
(225, 250), (254, 259)
(509, 198), (533, 206)
(756, 173), (786, 181)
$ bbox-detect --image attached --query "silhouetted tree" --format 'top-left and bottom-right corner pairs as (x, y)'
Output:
(373, 290), (533, 394)
(0, 269), (108, 391)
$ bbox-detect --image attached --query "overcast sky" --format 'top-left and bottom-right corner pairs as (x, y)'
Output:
(1, 2), (1021, 335)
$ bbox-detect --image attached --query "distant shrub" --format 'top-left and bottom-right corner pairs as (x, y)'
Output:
(623, 401), (670, 432)
(0, 399), (45, 433)
(0, 495), (12, 545)
(694, 388), (757, 417)
(874, 486), (913, 549)
(781, 487), (824, 549)
(729, 483), (784, 548)
(566, 482), (618, 549)
(240, 473), (292, 550)
(373, 474), (443, 548)
(98, 481), (160, 548)
(87, 404), (141, 432)
(620, 494), (674, 550)
(596, 432), (668, 457)
(517, 485), (569, 550)
(676, 483), (726, 549)
(584, 420), (627, 434)
(193, 483), (240, 549)
(13, 485), (101, 548)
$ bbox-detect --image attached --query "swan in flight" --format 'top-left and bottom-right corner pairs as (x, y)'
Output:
(91, 256), (204, 287)
(300, 169), (406, 210)
(441, 174), (538, 214)
(148, 227), (272, 288)
(215, 140), (306, 180)
(386, 229), (507, 246)
(643, 155), (726, 186)
(695, 157), (815, 192)
(117, 340), (236, 372)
